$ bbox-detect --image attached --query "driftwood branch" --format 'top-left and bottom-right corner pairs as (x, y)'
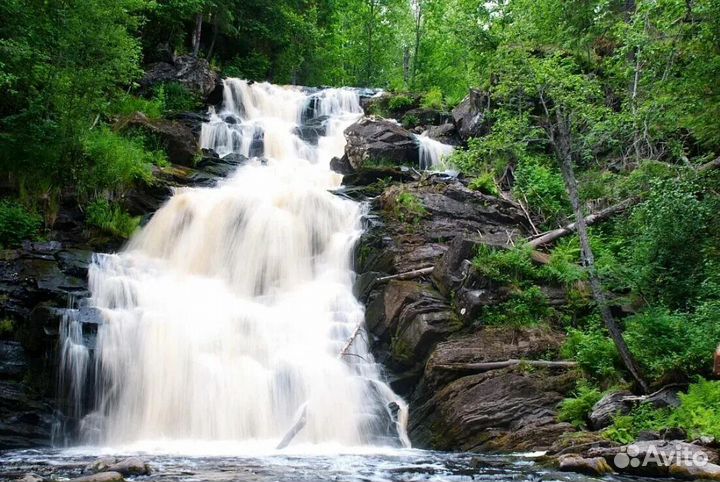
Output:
(339, 323), (364, 357)
(434, 359), (578, 373)
(376, 266), (434, 282)
(276, 403), (307, 449)
(528, 198), (638, 248)
(699, 157), (720, 173)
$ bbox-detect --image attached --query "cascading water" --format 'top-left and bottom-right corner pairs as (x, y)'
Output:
(416, 133), (454, 170)
(59, 79), (409, 450)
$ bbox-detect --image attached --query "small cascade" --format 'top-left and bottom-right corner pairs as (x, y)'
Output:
(416, 133), (454, 170)
(58, 80), (409, 450)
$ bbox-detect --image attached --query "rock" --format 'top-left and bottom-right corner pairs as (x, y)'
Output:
(341, 166), (414, 187)
(452, 89), (490, 141)
(661, 427), (688, 441)
(85, 456), (117, 473)
(70, 472), (125, 482)
(343, 117), (419, 171)
(409, 367), (577, 452)
(589, 391), (635, 430)
(431, 236), (479, 297)
(167, 111), (210, 138)
(106, 457), (151, 476)
(558, 454), (614, 475)
(0, 341), (27, 379)
(116, 112), (197, 166)
(587, 440), (719, 476)
(330, 155), (355, 175)
(294, 115), (328, 145)
(19, 474), (44, 482)
(670, 461), (720, 480)
(401, 108), (451, 128)
(140, 54), (219, 100)
(425, 123), (461, 146)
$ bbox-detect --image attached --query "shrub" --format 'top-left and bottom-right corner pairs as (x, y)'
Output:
(401, 114), (420, 129)
(111, 93), (164, 119)
(468, 173), (498, 196)
(0, 200), (42, 247)
(388, 94), (414, 112)
(392, 191), (427, 224)
(624, 304), (720, 382)
(558, 381), (603, 429)
(483, 285), (556, 327)
(81, 127), (165, 195)
(513, 157), (571, 228)
(604, 402), (670, 444)
(421, 87), (444, 110)
(670, 378), (720, 440)
(545, 238), (586, 287)
(155, 82), (202, 113)
(473, 244), (539, 285)
(561, 327), (621, 381)
(86, 198), (140, 238)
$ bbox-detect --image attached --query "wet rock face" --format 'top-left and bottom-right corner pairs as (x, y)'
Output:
(341, 117), (419, 172)
(140, 54), (220, 102)
(116, 112), (198, 166)
(451, 89), (490, 141)
(351, 174), (576, 452)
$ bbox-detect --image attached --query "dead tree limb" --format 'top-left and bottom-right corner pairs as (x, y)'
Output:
(434, 359), (578, 373)
(376, 266), (434, 282)
(699, 157), (720, 173)
(528, 198), (638, 248)
(276, 403), (308, 449)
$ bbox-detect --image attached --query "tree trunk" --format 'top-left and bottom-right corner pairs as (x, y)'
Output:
(411, 0), (423, 87)
(528, 198), (638, 248)
(434, 359), (577, 373)
(553, 109), (649, 394)
(206, 15), (219, 61)
(191, 13), (203, 57)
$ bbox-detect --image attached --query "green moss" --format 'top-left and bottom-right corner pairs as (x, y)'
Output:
(391, 190), (427, 225)
(468, 173), (499, 196)
(0, 318), (15, 338)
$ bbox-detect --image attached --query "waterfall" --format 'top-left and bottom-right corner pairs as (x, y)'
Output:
(59, 80), (409, 450)
(416, 133), (454, 170)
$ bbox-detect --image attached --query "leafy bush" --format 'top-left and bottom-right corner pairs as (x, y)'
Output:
(111, 93), (164, 119)
(473, 244), (540, 285)
(401, 114), (420, 129)
(604, 402), (669, 444)
(558, 381), (603, 429)
(670, 378), (720, 440)
(0, 200), (42, 247)
(513, 157), (571, 228)
(421, 87), (444, 110)
(624, 304), (720, 382)
(154, 82), (202, 113)
(388, 94), (414, 112)
(561, 327), (621, 381)
(81, 127), (165, 195)
(85, 198), (140, 238)
(391, 190), (427, 224)
(483, 285), (556, 327)
(621, 178), (715, 310)
(468, 173), (499, 196)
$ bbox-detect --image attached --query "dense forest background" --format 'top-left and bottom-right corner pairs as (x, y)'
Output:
(2, 0), (720, 441)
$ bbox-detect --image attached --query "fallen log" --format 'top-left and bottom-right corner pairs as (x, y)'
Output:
(375, 266), (434, 282)
(434, 359), (577, 373)
(276, 403), (308, 449)
(528, 198), (637, 248)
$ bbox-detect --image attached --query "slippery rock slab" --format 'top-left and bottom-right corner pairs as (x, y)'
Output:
(342, 117), (419, 170)
(409, 368), (577, 452)
(558, 454), (614, 475)
(106, 457), (151, 476)
(116, 112), (198, 166)
(452, 89), (490, 141)
(670, 461), (720, 480)
(71, 471), (125, 482)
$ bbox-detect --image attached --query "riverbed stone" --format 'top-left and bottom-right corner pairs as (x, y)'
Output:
(342, 117), (419, 171)
(558, 454), (614, 475)
(106, 457), (152, 476)
(71, 471), (125, 482)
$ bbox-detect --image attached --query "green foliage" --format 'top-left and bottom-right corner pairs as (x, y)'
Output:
(391, 190), (427, 224)
(86, 199), (140, 239)
(558, 381), (603, 429)
(421, 87), (444, 110)
(111, 94), (165, 120)
(401, 114), (420, 129)
(483, 285), (556, 327)
(468, 173), (498, 196)
(513, 158), (571, 228)
(562, 327), (621, 382)
(545, 239), (586, 287)
(473, 244), (538, 285)
(80, 128), (164, 195)
(624, 303), (720, 383)
(0, 319), (15, 338)
(604, 402), (670, 444)
(388, 95), (414, 112)
(154, 82), (202, 114)
(0, 201), (42, 248)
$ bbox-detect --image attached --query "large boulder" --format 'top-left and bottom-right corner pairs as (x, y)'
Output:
(341, 117), (419, 171)
(452, 89), (490, 141)
(116, 112), (198, 166)
(425, 123), (461, 146)
(140, 54), (221, 101)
